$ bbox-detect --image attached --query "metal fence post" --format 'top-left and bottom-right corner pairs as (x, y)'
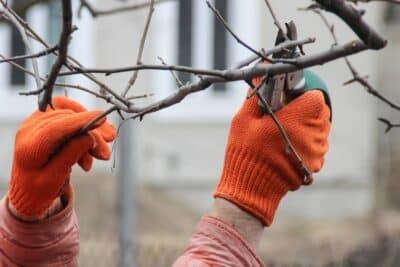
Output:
(118, 120), (136, 267)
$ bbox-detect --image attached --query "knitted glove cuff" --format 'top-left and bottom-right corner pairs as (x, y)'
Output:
(214, 146), (302, 226)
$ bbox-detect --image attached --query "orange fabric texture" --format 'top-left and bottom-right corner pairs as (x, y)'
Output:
(8, 97), (116, 217)
(214, 80), (331, 226)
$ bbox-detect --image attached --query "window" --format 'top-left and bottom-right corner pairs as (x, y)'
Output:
(385, 3), (400, 24)
(10, 1), (27, 86)
(177, 0), (228, 92)
(8, 0), (61, 87)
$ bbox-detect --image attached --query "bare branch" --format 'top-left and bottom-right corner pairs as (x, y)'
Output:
(127, 93), (154, 100)
(232, 38), (316, 69)
(1, 1), (42, 90)
(121, 0), (155, 97)
(79, 106), (118, 134)
(60, 64), (226, 77)
(378, 118), (400, 133)
(310, 9), (400, 111)
(124, 40), (368, 118)
(206, 1), (269, 62)
(83, 0), (157, 133)
(0, 45), (57, 64)
(78, 0), (174, 18)
(263, 0), (289, 40)
(158, 56), (184, 88)
(38, 0), (73, 111)
(316, 0), (387, 49)
(60, 38), (316, 78)
(256, 91), (313, 184)
(0, 53), (113, 102)
(3, 4), (131, 107)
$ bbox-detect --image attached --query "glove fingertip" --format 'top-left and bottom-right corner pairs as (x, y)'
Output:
(78, 152), (94, 171)
(98, 122), (117, 142)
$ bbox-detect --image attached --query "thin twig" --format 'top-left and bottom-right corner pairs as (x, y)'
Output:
(232, 38), (316, 69)
(127, 93), (154, 100)
(158, 56), (184, 87)
(125, 40), (368, 119)
(83, 0), (157, 132)
(60, 38), (315, 78)
(247, 75), (269, 99)
(121, 0), (155, 97)
(256, 91), (313, 184)
(60, 64), (226, 77)
(378, 118), (400, 133)
(79, 106), (118, 134)
(3, 4), (130, 107)
(78, 0), (174, 18)
(0, 53), (113, 101)
(311, 9), (400, 111)
(0, 45), (58, 64)
(206, 1), (269, 62)
(263, 0), (289, 40)
(316, 0), (387, 49)
(1, 2), (42, 90)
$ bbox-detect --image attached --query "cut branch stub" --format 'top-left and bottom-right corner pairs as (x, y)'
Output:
(316, 0), (387, 50)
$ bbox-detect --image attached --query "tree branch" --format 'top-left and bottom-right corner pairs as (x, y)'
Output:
(1, 1), (42, 90)
(3, 5), (131, 107)
(123, 40), (368, 119)
(158, 56), (184, 88)
(0, 45), (57, 64)
(122, 0), (155, 97)
(378, 118), (400, 133)
(310, 8), (400, 111)
(60, 64), (226, 77)
(256, 90), (313, 184)
(316, 0), (387, 49)
(263, 0), (289, 40)
(206, 1), (269, 61)
(38, 0), (73, 111)
(59, 38), (316, 78)
(78, 0), (174, 18)
(0, 53), (114, 102)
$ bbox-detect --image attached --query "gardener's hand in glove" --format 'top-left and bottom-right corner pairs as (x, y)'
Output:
(8, 97), (116, 221)
(210, 77), (331, 249)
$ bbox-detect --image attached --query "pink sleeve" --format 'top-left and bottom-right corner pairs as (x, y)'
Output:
(173, 216), (265, 267)
(0, 186), (79, 267)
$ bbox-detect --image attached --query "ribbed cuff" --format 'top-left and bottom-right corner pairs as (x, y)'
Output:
(214, 146), (301, 226)
(6, 184), (75, 225)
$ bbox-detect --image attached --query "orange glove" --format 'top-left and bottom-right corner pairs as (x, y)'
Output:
(8, 97), (116, 217)
(214, 81), (331, 226)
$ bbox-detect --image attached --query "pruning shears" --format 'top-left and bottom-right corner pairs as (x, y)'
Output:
(258, 21), (306, 113)
(257, 21), (332, 119)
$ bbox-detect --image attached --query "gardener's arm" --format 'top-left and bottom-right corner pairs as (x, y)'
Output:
(0, 97), (116, 266)
(0, 187), (79, 266)
(174, 86), (331, 267)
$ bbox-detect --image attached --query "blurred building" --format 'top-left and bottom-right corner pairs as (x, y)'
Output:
(0, 0), (399, 222)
